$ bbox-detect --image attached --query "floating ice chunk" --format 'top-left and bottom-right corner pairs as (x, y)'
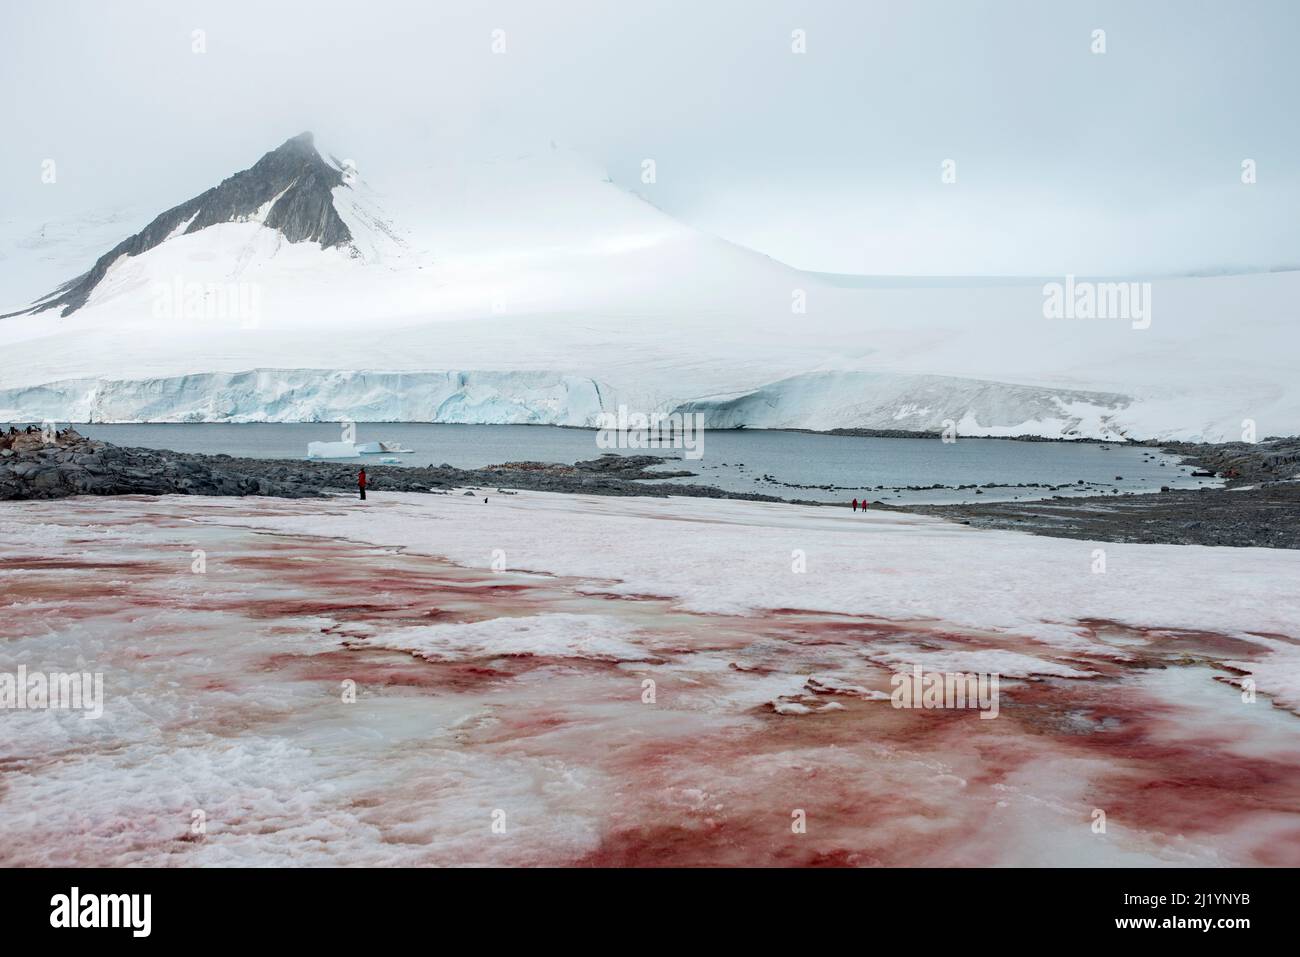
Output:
(306, 440), (359, 459)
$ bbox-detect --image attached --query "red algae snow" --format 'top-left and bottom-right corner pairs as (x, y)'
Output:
(1, 492), (1298, 866)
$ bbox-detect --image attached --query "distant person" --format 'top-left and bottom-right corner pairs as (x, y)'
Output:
(358, 468), (366, 501)
(852, 498), (859, 512)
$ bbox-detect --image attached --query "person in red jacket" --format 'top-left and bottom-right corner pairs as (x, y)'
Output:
(358, 468), (367, 500)
(852, 498), (859, 512)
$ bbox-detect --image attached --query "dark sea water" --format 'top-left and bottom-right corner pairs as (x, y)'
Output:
(65, 422), (1217, 505)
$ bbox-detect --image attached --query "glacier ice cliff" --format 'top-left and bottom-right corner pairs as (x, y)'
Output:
(0, 366), (1136, 439)
(0, 369), (610, 427)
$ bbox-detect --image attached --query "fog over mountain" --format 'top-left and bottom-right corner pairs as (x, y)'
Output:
(3, 0), (1298, 276)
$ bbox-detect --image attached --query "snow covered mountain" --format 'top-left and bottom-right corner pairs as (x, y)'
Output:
(1, 132), (1297, 440)
(12, 133), (351, 318)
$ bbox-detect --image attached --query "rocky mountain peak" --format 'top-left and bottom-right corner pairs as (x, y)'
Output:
(13, 132), (354, 318)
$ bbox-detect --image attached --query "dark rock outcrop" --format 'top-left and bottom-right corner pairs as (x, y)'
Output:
(0, 432), (781, 503)
(9, 132), (352, 318)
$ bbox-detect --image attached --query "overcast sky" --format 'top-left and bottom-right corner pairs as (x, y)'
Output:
(2, 0), (1298, 275)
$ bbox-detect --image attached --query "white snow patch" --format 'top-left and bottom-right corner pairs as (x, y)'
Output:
(367, 613), (658, 663)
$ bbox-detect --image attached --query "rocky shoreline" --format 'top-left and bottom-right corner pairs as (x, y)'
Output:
(909, 437), (1300, 548)
(0, 427), (786, 503)
(2, 427), (1296, 548)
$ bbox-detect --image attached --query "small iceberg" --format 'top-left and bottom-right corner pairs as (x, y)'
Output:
(307, 440), (360, 459)
(309, 439), (414, 459)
